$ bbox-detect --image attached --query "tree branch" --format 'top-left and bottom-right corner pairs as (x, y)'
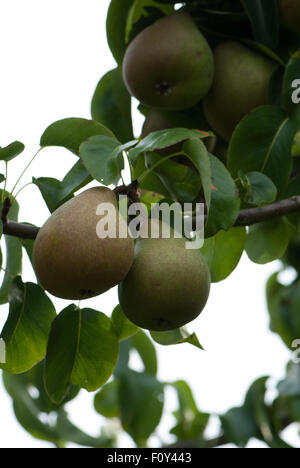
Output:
(234, 195), (300, 227)
(1, 194), (300, 241)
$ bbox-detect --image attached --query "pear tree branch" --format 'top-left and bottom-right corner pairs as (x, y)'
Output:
(1, 193), (300, 241)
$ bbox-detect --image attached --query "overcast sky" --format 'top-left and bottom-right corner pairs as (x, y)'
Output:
(0, 0), (298, 448)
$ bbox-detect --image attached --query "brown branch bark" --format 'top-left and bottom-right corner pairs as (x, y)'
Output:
(1, 194), (300, 241)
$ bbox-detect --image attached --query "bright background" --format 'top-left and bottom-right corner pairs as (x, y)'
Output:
(0, 0), (298, 448)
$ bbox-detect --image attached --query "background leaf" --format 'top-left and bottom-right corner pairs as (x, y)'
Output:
(241, 0), (279, 49)
(91, 67), (133, 143)
(0, 141), (25, 162)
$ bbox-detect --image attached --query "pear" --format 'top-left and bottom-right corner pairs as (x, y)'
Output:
(278, 0), (300, 34)
(118, 224), (211, 331)
(203, 41), (276, 142)
(33, 187), (134, 300)
(122, 11), (214, 110)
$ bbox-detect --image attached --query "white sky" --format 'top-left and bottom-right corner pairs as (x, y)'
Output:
(0, 0), (298, 448)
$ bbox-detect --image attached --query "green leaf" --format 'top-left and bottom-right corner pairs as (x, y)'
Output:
(170, 380), (209, 441)
(239, 171), (277, 206)
(278, 362), (300, 398)
(241, 0), (279, 49)
(228, 106), (299, 196)
(91, 67), (133, 143)
(205, 155), (240, 237)
(266, 274), (300, 347)
(33, 161), (91, 213)
(183, 138), (212, 209)
(94, 379), (120, 418)
(0, 141), (25, 162)
(246, 217), (291, 264)
(0, 174), (5, 183)
(134, 153), (171, 198)
(0, 194), (22, 305)
(32, 177), (73, 213)
(111, 305), (139, 341)
(118, 369), (164, 446)
(282, 51), (300, 120)
(0, 277), (56, 374)
(129, 128), (210, 166)
(221, 406), (259, 448)
(200, 227), (246, 282)
(144, 151), (202, 203)
(40, 118), (114, 155)
(151, 328), (204, 350)
(106, 0), (134, 64)
(126, 0), (172, 42)
(80, 135), (132, 186)
(45, 306), (119, 404)
(130, 330), (158, 376)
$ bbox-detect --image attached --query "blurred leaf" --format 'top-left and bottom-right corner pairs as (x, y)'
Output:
(239, 171), (277, 206)
(282, 51), (300, 120)
(106, 0), (134, 64)
(278, 362), (300, 398)
(40, 118), (114, 155)
(151, 328), (204, 350)
(205, 155), (240, 237)
(129, 129), (210, 166)
(0, 277), (56, 374)
(0, 174), (5, 183)
(0, 194), (22, 305)
(45, 306), (119, 404)
(80, 135), (134, 186)
(241, 0), (279, 49)
(3, 371), (111, 447)
(91, 67), (133, 143)
(0, 141), (25, 162)
(221, 406), (259, 447)
(266, 274), (300, 347)
(119, 369), (164, 446)
(201, 227), (246, 282)
(94, 379), (120, 418)
(228, 106), (299, 196)
(171, 380), (209, 441)
(246, 217), (291, 264)
(130, 330), (157, 376)
(111, 305), (139, 341)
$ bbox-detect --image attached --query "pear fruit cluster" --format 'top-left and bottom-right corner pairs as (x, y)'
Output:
(33, 187), (134, 300)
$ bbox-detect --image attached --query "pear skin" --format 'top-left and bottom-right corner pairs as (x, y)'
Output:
(118, 232), (211, 331)
(123, 11), (214, 110)
(203, 41), (276, 142)
(33, 187), (134, 300)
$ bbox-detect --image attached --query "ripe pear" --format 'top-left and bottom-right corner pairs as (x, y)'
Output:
(278, 0), (300, 34)
(118, 224), (211, 331)
(33, 187), (134, 300)
(122, 11), (214, 110)
(203, 41), (276, 141)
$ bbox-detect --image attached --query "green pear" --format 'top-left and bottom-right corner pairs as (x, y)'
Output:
(203, 41), (276, 141)
(122, 11), (214, 110)
(118, 224), (211, 331)
(33, 187), (134, 300)
(278, 0), (300, 34)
